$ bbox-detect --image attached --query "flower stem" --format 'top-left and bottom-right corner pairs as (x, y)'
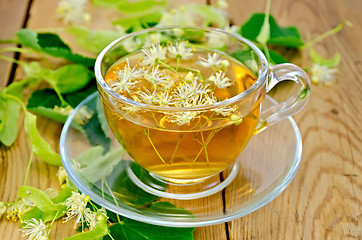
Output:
(0, 38), (18, 44)
(169, 134), (183, 164)
(303, 20), (353, 50)
(158, 61), (177, 73)
(24, 152), (34, 185)
(144, 128), (166, 163)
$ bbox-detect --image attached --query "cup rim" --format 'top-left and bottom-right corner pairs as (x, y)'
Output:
(95, 25), (269, 112)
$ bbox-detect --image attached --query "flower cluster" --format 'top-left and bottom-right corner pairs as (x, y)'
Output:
(6, 196), (35, 221)
(106, 42), (237, 125)
(63, 191), (97, 230)
(21, 218), (48, 240)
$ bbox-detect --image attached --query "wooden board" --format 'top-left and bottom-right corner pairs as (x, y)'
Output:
(1, 0), (361, 239)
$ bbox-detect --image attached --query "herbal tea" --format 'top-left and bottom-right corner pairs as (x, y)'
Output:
(101, 42), (262, 181)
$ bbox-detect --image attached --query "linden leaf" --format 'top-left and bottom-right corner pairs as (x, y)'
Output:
(16, 29), (95, 67)
(0, 97), (21, 146)
(104, 203), (194, 240)
(63, 214), (108, 240)
(48, 64), (93, 94)
(241, 13), (304, 48)
(310, 49), (341, 68)
(67, 26), (124, 54)
(24, 111), (62, 166)
(76, 147), (125, 183)
(112, 10), (163, 30)
(117, 0), (167, 13)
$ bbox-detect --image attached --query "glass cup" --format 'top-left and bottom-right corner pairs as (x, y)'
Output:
(95, 26), (310, 186)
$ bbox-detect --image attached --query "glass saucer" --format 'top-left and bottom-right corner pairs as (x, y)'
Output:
(60, 92), (302, 227)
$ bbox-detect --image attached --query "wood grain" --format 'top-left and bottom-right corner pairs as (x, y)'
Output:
(1, 0), (362, 239)
(0, 0), (30, 87)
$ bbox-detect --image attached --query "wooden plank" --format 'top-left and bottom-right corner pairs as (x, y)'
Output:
(0, 0), (30, 87)
(210, 0), (362, 239)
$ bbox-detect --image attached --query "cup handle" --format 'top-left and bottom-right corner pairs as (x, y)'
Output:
(254, 63), (311, 134)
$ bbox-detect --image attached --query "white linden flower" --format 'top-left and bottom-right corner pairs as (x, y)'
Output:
(208, 71), (233, 88)
(122, 37), (142, 52)
(310, 63), (337, 85)
(63, 191), (96, 229)
(158, 7), (195, 26)
(168, 111), (199, 125)
(224, 25), (239, 35)
(167, 42), (193, 60)
(143, 65), (169, 86)
(144, 33), (163, 47)
(56, 0), (90, 24)
(21, 218), (48, 240)
(57, 167), (68, 186)
(7, 197), (34, 221)
(205, 31), (227, 49)
(110, 60), (143, 93)
(183, 72), (194, 83)
(174, 83), (195, 106)
(214, 106), (237, 116)
(137, 89), (158, 104)
(74, 106), (94, 125)
(140, 44), (167, 66)
(156, 91), (174, 106)
(215, 0), (229, 9)
(198, 53), (227, 70)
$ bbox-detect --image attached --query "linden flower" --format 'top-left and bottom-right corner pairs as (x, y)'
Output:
(205, 32), (227, 49)
(143, 65), (169, 86)
(7, 197), (34, 221)
(214, 106), (237, 116)
(198, 53), (229, 71)
(141, 44), (167, 66)
(56, 0), (90, 24)
(167, 42), (193, 60)
(122, 37), (142, 52)
(224, 25), (239, 35)
(168, 111), (199, 125)
(109, 60), (143, 93)
(208, 71), (233, 88)
(137, 89), (158, 104)
(156, 91), (174, 106)
(21, 218), (48, 240)
(310, 63), (337, 85)
(63, 191), (96, 230)
(57, 167), (67, 186)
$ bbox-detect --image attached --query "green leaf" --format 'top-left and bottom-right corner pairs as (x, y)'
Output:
(63, 214), (108, 240)
(67, 26), (124, 54)
(104, 203), (194, 240)
(310, 49), (341, 67)
(50, 64), (93, 94)
(19, 185), (66, 223)
(117, 0), (167, 13)
(92, 0), (123, 8)
(0, 97), (21, 146)
(16, 29), (95, 67)
(77, 147), (125, 183)
(74, 145), (105, 166)
(24, 111), (62, 166)
(112, 10), (163, 30)
(96, 98), (109, 138)
(262, 49), (288, 64)
(241, 13), (304, 48)
(101, 161), (166, 207)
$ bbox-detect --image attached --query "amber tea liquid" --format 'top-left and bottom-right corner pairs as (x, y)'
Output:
(102, 49), (261, 181)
